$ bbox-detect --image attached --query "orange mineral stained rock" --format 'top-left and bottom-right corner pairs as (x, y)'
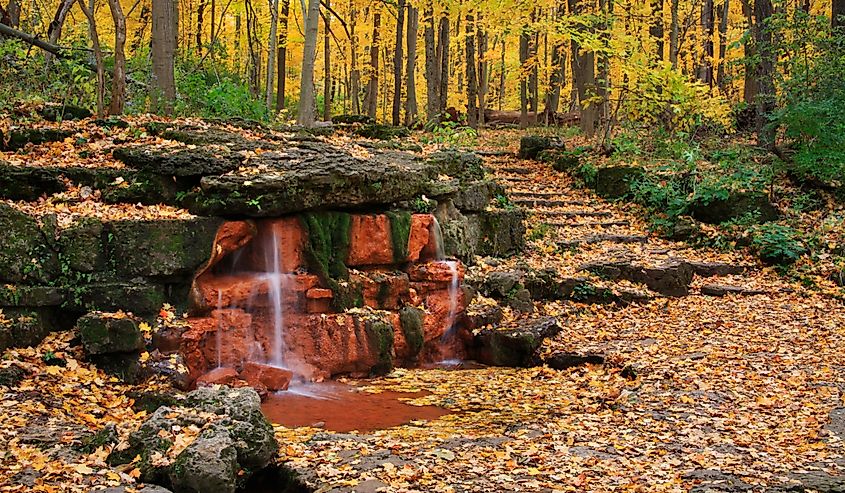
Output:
(196, 366), (240, 386)
(347, 214), (394, 266)
(240, 362), (293, 391)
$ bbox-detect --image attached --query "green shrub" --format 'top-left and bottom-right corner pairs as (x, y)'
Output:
(750, 223), (806, 266)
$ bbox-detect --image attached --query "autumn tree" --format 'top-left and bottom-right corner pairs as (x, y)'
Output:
(151, 0), (177, 114)
(298, 0), (321, 125)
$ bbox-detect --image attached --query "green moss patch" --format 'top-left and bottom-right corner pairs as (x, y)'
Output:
(386, 211), (412, 263)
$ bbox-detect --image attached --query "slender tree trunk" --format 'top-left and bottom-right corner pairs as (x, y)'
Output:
(477, 14), (488, 126)
(392, 0), (405, 125)
(196, 0), (205, 55)
(437, 12), (450, 114)
(716, 0), (729, 88)
(699, 0), (714, 85)
(297, 0), (321, 125)
(597, 0), (612, 124)
(151, 0), (177, 115)
(465, 12), (478, 128)
(670, 0), (679, 67)
(570, 0), (598, 137)
(499, 36), (506, 110)
(405, 5), (419, 126)
(6, 0), (19, 27)
(323, 0), (331, 120)
(519, 24), (529, 128)
(753, 0), (775, 148)
(834, 0), (845, 27)
(651, 0), (664, 60)
(423, 6), (439, 122)
(266, 0), (279, 111)
(276, 0), (289, 111)
(544, 40), (565, 119)
(350, 0), (361, 114)
(46, 0), (75, 66)
(107, 0), (127, 115)
(364, 11), (381, 118)
(77, 0), (105, 118)
(741, 0), (757, 104)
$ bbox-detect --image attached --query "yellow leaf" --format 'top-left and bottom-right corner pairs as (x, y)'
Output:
(74, 463), (94, 474)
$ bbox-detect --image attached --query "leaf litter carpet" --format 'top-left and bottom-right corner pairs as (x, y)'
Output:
(1, 135), (844, 493)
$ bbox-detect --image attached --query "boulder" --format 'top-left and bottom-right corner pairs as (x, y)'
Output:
(108, 386), (277, 493)
(452, 179), (505, 212)
(80, 283), (166, 315)
(474, 209), (527, 257)
(332, 114), (375, 125)
(239, 362), (293, 391)
(78, 312), (145, 355)
(58, 217), (105, 273)
(690, 191), (779, 224)
(38, 103), (92, 121)
(472, 316), (562, 367)
(0, 127), (72, 151)
(0, 203), (57, 283)
(583, 259), (694, 297)
(544, 352), (605, 370)
(0, 162), (67, 200)
(593, 166), (644, 199)
(0, 309), (56, 351)
(427, 149), (485, 183)
(196, 367), (241, 387)
(518, 135), (564, 160)
(0, 285), (65, 307)
(353, 124), (410, 140)
(113, 144), (243, 177)
(107, 218), (221, 278)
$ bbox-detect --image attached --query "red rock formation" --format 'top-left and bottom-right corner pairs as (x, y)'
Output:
(348, 215), (394, 266)
(247, 218), (306, 273)
(240, 362), (293, 391)
(196, 367), (240, 386)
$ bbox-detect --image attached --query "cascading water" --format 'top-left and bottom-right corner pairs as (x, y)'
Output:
(264, 225), (288, 369)
(216, 289), (223, 368)
(431, 218), (460, 340)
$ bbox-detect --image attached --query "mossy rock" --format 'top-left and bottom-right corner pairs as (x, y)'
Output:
(475, 209), (527, 257)
(0, 285), (65, 307)
(353, 124), (410, 140)
(0, 308), (56, 351)
(364, 317), (395, 375)
(472, 316), (562, 367)
(386, 211), (413, 262)
(58, 217), (105, 273)
(0, 162), (67, 200)
(518, 135), (564, 160)
(0, 127), (73, 151)
(399, 306), (425, 359)
(332, 114), (375, 125)
(538, 148), (588, 172)
(0, 203), (58, 283)
(113, 144), (243, 177)
(107, 218), (221, 278)
(593, 165), (644, 199)
(38, 104), (92, 122)
(452, 179), (505, 212)
(80, 282), (166, 315)
(78, 311), (145, 355)
(101, 172), (186, 206)
(0, 363), (29, 387)
(690, 191), (779, 225)
(426, 149), (485, 183)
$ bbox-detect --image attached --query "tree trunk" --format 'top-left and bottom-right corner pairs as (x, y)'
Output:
(597, 0), (612, 124)
(528, 12), (538, 117)
(569, 0), (597, 137)
(519, 25), (529, 128)
(741, 0), (757, 104)
(46, 0), (75, 65)
(423, 6), (439, 122)
(699, 0), (714, 85)
(650, 0), (664, 60)
(151, 0), (177, 115)
(297, 0), (321, 125)
(350, 0), (360, 114)
(753, 0), (775, 148)
(465, 12), (478, 128)
(477, 14), (488, 126)
(5, 0), (20, 27)
(364, 11), (381, 118)
(323, 0), (331, 120)
(716, 0), (729, 88)
(834, 0), (845, 28)
(77, 0), (105, 118)
(196, 0), (205, 55)
(669, 0), (679, 67)
(276, 0), (289, 111)
(437, 12), (450, 114)
(107, 0), (127, 115)
(392, 0), (405, 125)
(405, 5), (419, 126)
(266, 0), (279, 111)
(499, 36), (506, 110)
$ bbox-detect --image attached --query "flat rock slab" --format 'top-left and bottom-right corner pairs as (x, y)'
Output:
(700, 284), (767, 297)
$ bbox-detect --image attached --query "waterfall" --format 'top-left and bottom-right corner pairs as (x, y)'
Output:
(265, 225), (288, 369)
(431, 218), (460, 339)
(216, 289), (223, 368)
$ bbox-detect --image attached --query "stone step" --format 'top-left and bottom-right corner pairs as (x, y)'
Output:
(534, 210), (613, 218)
(548, 220), (632, 228)
(582, 259), (694, 297)
(700, 284), (767, 297)
(497, 166), (534, 175)
(500, 176), (534, 183)
(509, 191), (571, 198)
(559, 234), (649, 248)
(514, 198), (592, 207)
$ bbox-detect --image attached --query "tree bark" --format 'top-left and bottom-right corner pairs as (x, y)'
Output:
(405, 5), (419, 126)
(699, 0), (714, 86)
(363, 10), (381, 118)
(569, 0), (597, 137)
(5, 0), (19, 27)
(477, 13), (488, 126)
(46, 0), (76, 65)
(670, 0), (679, 67)
(349, 0), (360, 114)
(151, 0), (178, 115)
(753, 0), (775, 148)
(741, 0), (757, 104)
(465, 12), (478, 128)
(107, 0), (127, 115)
(77, 0), (105, 118)
(437, 12), (450, 114)
(519, 24), (529, 128)
(499, 36), (506, 110)
(297, 0), (321, 125)
(323, 0), (331, 120)
(716, 0), (729, 88)
(650, 0), (664, 60)
(392, 0), (405, 125)
(423, 6), (439, 122)
(266, 0), (280, 111)
(834, 0), (845, 27)
(276, 0), (289, 111)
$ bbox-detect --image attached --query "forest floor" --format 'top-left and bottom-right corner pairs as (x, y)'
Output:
(1, 127), (844, 492)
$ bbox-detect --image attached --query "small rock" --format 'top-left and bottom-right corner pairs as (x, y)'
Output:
(239, 362), (293, 391)
(0, 363), (29, 387)
(78, 312), (145, 356)
(545, 352), (605, 370)
(701, 284), (766, 297)
(472, 316), (563, 367)
(196, 367), (240, 387)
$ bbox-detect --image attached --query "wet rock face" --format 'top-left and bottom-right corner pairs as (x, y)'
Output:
(165, 214), (469, 385)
